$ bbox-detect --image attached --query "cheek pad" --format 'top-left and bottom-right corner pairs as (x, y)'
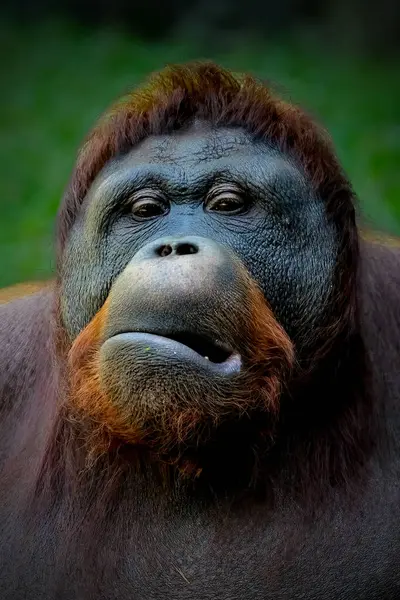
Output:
(61, 224), (111, 340)
(61, 216), (149, 340)
(237, 203), (337, 342)
(266, 247), (335, 338)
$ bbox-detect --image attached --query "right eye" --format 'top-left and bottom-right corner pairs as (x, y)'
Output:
(130, 193), (169, 220)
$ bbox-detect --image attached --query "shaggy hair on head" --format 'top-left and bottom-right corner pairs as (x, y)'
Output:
(57, 62), (355, 257)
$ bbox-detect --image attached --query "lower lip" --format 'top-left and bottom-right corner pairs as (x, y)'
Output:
(106, 332), (243, 378)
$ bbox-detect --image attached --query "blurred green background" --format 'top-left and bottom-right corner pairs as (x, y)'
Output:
(0, 9), (399, 288)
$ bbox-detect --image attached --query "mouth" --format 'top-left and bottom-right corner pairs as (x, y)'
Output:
(105, 331), (242, 377)
(161, 332), (232, 363)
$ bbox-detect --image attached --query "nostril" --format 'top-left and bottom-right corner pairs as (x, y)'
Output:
(155, 242), (199, 257)
(157, 244), (173, 257)
(176, 243), (198, 256)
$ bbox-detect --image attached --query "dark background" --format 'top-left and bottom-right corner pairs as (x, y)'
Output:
(0, 0), (399, 287)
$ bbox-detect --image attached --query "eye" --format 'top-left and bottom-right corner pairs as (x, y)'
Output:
(205, 189), (247, 215)
(130, 193), (169, 220)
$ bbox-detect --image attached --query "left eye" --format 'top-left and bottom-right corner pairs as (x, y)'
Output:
(205, 192), (246, 215)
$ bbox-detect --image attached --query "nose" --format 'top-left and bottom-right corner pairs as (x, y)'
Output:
(133, 236), (220, 262)
(156, 240), (199, 258)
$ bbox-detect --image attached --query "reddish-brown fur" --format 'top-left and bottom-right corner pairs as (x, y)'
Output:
(0, 281), (48, 304)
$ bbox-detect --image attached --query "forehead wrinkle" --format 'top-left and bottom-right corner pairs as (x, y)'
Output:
(95, 160), (191, 201)
(122, 127), (260, 166)
(147, 137), (176, 163)
(97, 126), (308, 204)
(164, 132), (258, 165)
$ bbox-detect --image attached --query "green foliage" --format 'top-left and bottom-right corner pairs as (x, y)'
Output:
(0, 20), (399, 287)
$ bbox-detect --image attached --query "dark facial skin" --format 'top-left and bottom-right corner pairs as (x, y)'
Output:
(61, 122), (337, 360)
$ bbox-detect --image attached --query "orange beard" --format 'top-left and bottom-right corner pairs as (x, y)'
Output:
(68, 280), (294, 464)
